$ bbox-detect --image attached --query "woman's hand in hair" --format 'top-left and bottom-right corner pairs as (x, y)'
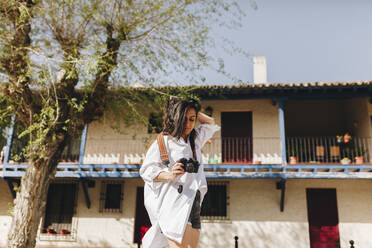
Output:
(154, 163), (185, 182)
(198, 112), (215, 125)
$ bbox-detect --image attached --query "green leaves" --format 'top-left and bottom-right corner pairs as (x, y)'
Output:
(0, 0), (243, 162)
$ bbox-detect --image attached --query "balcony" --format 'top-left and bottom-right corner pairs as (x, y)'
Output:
(2, 136), (372, 179)
(82, 137), (282, 165)
(4, 138), (81, 164)
(286, 136), (372, 165)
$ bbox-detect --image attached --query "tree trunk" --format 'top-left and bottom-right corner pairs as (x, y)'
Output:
(7, 161), (58, 248)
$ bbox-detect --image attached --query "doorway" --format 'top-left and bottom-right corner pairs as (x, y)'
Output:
(133, 187), (151, 244)
(306, 188), (340, 248)
(221, 112), (252, 163)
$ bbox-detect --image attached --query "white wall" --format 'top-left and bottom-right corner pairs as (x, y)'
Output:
(1, 178), (372, 248)
(199, 178), (372, 248)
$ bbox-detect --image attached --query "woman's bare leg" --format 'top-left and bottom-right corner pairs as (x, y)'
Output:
(168, 224), (200, 248)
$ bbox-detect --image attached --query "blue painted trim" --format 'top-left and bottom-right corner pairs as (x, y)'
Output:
(278, 101), (287, 166)
(3, 163), (372, 179)
(78, 124), (88, 172)
(81, 179), (91, 209)
(279, 178), (286, 212)
(2, 115), (15, 178)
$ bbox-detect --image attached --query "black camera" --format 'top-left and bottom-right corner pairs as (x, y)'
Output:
(177, 158), (200, 173)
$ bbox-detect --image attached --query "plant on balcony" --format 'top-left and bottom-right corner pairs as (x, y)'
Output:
(336, 132), (352, 144)
(340, 157), (351, 165)
(342, 145), (367, 164)
(45, 228), (57, 235)
(287, 146), (299, 164)
(353, 146), (367, 164)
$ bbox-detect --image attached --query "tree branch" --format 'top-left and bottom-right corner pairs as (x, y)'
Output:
(128, 2), (187, 41)
(82, 23), (126, 123)
(0, 0), (37, 125)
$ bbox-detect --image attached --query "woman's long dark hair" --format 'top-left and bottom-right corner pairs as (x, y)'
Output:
(163, 98), (201, 143)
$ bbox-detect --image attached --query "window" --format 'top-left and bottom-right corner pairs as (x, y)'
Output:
(201, 181), (229, 220)
(41, 181), (78, 240)
(60, 137), (81, 162)
(100, 181), (124, 213)
(148, 112), (163, 134)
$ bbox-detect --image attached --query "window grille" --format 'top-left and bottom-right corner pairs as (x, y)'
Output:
(41, 180), (78, 239)
(100, 180), (124, 213)
(201, 181), (229, 220)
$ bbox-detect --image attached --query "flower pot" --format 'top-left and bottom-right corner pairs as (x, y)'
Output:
(354, 156), (364, 164)
(341, 158), (351, 165)
(289, 156), (297, 164)
(60, 229), (71, 235)
(46, 228), (56, 234)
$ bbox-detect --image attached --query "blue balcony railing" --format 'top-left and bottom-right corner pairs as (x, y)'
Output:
(286, 136), (371, 165)
(1, 134), (372, 179)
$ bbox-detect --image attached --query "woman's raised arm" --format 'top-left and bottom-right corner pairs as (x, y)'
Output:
(197, 112), (215, 125)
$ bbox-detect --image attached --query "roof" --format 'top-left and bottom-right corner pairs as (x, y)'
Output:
(125, 80), (372, 100)
(192, 80), (372, 89)
(185, 80), (372, 100)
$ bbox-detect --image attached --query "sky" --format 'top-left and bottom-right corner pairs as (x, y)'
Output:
(198, 0), (372, 84)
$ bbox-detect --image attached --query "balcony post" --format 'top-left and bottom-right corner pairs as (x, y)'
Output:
(277, 100), (287, 166)
(2, 114), (15, 178)
(78, 123), (88, 172)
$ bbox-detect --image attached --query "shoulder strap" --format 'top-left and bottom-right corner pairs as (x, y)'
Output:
(157, 133), (197, 165)
(157, 132), (170, 165)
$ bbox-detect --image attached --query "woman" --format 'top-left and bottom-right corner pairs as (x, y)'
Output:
(140, 98), (220, 248)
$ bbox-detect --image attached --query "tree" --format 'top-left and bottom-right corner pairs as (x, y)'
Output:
(0, 0), (243, 247)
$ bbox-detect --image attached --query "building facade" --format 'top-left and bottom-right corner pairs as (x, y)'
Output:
(1, 81), (372, 248)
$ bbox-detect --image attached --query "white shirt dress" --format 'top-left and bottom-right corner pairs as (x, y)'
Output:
(140, 123), (220, 248)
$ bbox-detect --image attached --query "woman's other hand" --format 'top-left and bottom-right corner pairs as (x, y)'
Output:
(154, 163), (185, 182)
(169, 162), (185, 181)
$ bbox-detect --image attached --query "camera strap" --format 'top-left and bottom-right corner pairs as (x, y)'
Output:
(157, 132), (170, 165)
(156, 132), (197, 166)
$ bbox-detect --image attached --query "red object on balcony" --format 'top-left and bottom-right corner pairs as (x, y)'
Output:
(354, 156), (364, 164)
(289, 156), (298, 164)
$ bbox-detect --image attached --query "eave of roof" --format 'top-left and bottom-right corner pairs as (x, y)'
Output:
(172, 80), (372, 90)
(184, 81), (368, 99)
(118, 80), (372, 100)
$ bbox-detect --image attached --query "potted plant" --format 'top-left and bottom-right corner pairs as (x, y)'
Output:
(341, 157), (351, 165)
(353, 145), (366, 164)
(46, 228), (57, 234)
(287, 146), (299, 164)
(60, 229), (71, 235)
